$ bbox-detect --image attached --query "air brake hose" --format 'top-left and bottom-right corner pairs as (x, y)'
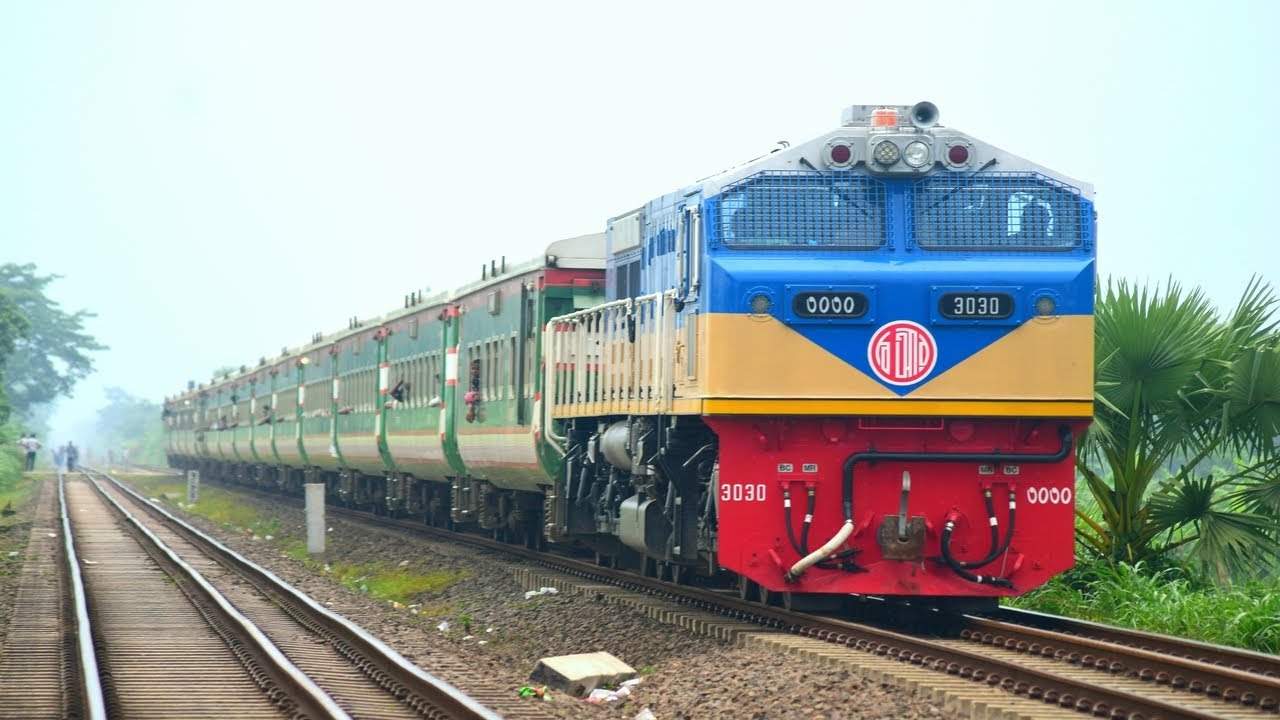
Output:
(784, 425), (1072, 583)
(783, 487), (806, 556)
(941, 516), (1015, 588)
(800, 488), (816, 554)
(949, 487), (1018, 569)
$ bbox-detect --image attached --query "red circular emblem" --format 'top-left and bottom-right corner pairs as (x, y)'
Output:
(868, 320), (937, 386)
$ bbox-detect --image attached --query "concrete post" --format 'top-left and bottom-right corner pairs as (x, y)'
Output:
(186, 470), (199, 505)
(305, 483), (326, 555)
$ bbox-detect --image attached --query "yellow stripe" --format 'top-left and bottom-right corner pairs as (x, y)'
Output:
(701, 398), (1093, 417)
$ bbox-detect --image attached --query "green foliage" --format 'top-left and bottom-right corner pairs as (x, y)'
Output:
(0, 423), (25, 487)
(0, 438), (37, 507)
(0, 264), (107, 417)
(94, 387), (166, 465)
(1010, 559), (1280, 654)
(0, 290), (31, 425)
(1078, 277), (1280, 580)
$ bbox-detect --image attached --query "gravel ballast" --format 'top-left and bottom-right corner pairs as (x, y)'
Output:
(8, 475), (965, 719)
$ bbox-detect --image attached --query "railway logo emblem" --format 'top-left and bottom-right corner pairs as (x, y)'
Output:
(868, 320), (937, 386)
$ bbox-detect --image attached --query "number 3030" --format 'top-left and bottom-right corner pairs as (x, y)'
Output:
(721, 483), (767, 502)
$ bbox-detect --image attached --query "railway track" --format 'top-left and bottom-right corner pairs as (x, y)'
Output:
(291, 491), (1279, 720)
(0, 471), (512, 720)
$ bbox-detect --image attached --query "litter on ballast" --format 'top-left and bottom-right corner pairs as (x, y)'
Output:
(517, 685), (549, 700)
(584, 677), (643, 704)
(523, 586), (560, 599)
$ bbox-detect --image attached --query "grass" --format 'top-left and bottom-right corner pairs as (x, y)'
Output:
(125, 476), (468, 607)
(1008, 558), (1280, 654)
(130, 478), (282, 536)
(325, 561), (467, 605)
(0, 473), (39, 517)
(0, 472), (42, 580)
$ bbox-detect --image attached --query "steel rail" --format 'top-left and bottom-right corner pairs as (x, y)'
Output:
(991, 607), (1280, 679)
(57, 475), (108, 720)
(82, 469), (352, 719)
(96, 468), (504, 720)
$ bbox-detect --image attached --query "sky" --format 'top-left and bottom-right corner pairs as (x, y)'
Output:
(2, 0), (1278, 446)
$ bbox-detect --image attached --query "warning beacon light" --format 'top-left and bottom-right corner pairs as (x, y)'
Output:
(835, 101), (975, 174)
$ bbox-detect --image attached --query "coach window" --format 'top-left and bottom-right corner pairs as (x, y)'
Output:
(488, 341), (497, 402)
(417, 355), (426, 406)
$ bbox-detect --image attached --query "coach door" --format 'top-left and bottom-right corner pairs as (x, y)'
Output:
(517, 282), (534, 425)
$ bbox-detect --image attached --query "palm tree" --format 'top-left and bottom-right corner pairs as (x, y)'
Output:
(1077, 277), (1280, 580)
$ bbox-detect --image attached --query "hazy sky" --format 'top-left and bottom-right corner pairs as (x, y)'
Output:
(2, 1), (1277, 444)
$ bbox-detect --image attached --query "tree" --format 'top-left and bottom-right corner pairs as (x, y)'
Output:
(94, 387), (165, 466)
(1077, 277), (1280, 580)
(0, 288), (32, 424)
(0, 264), (107, 416)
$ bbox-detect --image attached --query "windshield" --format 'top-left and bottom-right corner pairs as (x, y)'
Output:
(715, 171), (887, 249)
(911, 173), (1087, 250)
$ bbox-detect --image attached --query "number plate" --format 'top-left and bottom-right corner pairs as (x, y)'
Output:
(784, 285), (876, 324)
(930, 287), (1021, 325)
(793, 291), (868, 318)
(938, 292), (1014, 319)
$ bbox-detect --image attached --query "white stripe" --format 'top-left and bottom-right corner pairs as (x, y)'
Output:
(989, 517), (998, 526)
(379, 365), (389, 392)
(332, 377), (341, 402)
(803, 514), (813, 523)
(445, 351), (459, 382)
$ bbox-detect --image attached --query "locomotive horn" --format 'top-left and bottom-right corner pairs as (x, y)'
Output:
(909, 101), (939, 128)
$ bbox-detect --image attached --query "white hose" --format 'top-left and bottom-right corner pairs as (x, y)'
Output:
(785, 519), (853, 581)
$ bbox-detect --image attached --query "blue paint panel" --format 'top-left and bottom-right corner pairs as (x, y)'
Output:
(610, 167), (1097, 394)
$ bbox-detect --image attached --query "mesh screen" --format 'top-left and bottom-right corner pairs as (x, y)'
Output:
(910, 172), (1088, 250)
(713, 171), (887, 249)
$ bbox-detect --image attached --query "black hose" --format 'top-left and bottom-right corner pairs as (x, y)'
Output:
(941, 518), (1014, 588)
(952, 488), (998, 569)
(783, 487), (806, 556)
(799, 488), (816, 554)
(948, 487), (1018, 569)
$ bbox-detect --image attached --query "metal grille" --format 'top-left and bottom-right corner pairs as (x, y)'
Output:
(711, 171), (887, 248)
(910, 172), (1089, 250)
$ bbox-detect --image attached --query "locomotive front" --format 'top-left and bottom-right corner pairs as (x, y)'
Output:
(702, 103), (1094, 599)
(546, 102), (1094, 603)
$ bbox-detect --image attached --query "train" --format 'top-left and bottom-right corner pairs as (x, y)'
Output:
(165, 101), (1095, 610)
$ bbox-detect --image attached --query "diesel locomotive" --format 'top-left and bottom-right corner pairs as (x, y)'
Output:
(166, 102), (1095, 608)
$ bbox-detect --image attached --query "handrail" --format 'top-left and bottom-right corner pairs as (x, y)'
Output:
(541, 291), (676, 454)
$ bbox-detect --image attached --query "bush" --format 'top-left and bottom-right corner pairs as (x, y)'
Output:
(1010, 558), (1280, 654)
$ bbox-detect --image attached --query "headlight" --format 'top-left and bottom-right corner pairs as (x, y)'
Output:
(1034, 295), (1057, 316)
(872, 140), (900, 166)
(903, 141), (931, 168)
